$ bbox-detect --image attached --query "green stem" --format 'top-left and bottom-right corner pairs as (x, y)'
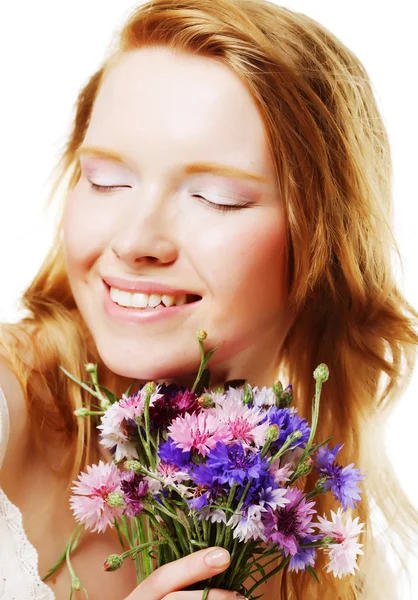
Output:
(42, 524), (85, 582)
(143, 388), (156, 470)
(289, 376), (325, 480)
(245, 555), (290, 597)
(268, 430), (303, 465)
(142, 510), (181, 560)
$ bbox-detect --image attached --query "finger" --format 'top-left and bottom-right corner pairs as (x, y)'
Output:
(125, 547), (231, 600)
(163, 590), (245, 600)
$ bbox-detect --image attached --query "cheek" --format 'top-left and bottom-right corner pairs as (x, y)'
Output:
(198, 209), (287, 309)
(63, 188), (113, 273)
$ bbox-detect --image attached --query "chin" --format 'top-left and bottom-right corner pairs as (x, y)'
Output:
(97, 345), (198, 382)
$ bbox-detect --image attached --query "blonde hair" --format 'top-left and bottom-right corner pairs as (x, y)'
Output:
(1, 1), (418, 598)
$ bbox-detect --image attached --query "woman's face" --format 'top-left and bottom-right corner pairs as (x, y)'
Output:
(63, 46), (293, 387)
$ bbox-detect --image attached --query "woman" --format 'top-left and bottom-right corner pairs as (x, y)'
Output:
(1, 0), (417, 598)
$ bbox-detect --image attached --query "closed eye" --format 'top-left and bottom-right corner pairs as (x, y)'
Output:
(88, 182), (251, 212)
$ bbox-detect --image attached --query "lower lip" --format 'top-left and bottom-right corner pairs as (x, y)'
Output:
(102, 281), (199, 324)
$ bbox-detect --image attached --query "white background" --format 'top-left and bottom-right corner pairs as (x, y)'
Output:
(0, 1), (417, 597)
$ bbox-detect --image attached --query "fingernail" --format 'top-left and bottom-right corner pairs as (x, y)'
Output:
(235, 595), (248, 600)
(204, 548), (230, 567)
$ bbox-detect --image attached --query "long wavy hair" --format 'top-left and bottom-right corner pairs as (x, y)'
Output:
(1, 1), (417, 598)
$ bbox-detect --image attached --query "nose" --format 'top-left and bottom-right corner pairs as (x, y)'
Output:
(110, 190), (178, 266)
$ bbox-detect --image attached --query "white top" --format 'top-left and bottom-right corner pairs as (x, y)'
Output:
(0, 383), (55, 599)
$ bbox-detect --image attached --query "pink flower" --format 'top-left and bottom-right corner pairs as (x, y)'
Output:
(97, 387), (163, 461)
(262, 487), (317, 556)
(119, 386), (164, 421)
(70, 461), (124, 533)
(316, 507), (365, 578)
(215, 400), (270, 448)
(270, 460), (294, 485)
(168, 411), (232, 456)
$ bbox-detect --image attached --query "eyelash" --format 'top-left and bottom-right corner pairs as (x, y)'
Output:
(88, 181), (250, 213)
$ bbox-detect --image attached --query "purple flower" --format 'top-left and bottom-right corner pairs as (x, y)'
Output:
(241, 471), (276, 506)
(288, 543), (316, 572)
(158, 438), (191, 468)
(206, 442), (268, 486)
(314, 443), (366, 511)
(262, 487), (317, 556)
(266, 408), (311, 450)
(187, 464), (228, 511)
(120, 471), (149, 517)
(149, 383), (200, 430)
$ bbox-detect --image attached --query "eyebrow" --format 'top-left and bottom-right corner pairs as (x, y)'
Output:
(76, 145), (270, 184)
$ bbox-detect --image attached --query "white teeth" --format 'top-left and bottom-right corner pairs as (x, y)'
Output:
(132, 293), (149, 308)
(148, 293), (162, 307)
(115, 290), (131, 307)
(109, 287), (188, 309)
(161, 294), (175, 307)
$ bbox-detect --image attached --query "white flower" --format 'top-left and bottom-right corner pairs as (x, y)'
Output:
(316, 507), (365, 578)
(252, 386), (277, 408)
(199, 507), (227, 524)
(97, 402), (138, 461)
(227, 505), (266, 543)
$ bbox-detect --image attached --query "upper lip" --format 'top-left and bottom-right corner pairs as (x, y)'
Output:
(103, 275), (200, 297)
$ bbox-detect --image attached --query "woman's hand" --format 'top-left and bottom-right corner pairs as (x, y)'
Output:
(124, 547), (246, 599)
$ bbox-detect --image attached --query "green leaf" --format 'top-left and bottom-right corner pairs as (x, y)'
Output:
(96, 384), (119, 404)
(194, 368), (211, 396)
(309, 436), (333, 454)
(306, 565), (320, 583)
(190, 540), (209, 548)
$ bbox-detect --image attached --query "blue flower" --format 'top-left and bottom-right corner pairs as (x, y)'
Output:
(240, 471), (276, 507)
(206, 442), (268, 486)
(158, 438), (191, 468)
(288, 536), (319, 572)
(267, 408), (310, 450)
(314, 443), (366, 510)
(186, 464), (228, 511)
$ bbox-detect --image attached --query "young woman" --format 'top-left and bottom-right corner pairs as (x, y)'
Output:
(1, 0), (417, 598)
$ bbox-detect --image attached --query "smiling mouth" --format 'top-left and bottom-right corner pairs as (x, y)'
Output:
(105, 283), (201, 310)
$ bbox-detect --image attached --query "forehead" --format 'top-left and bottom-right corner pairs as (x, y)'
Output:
(83, 46), (275, 179)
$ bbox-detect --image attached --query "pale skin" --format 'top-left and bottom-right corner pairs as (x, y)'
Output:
(0, 46), (296, 598)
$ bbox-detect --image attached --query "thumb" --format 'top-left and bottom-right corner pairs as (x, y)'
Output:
(125, 547), (231, 600)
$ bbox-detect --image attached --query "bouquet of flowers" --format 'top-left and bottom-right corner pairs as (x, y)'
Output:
(44, 331), (366, 599)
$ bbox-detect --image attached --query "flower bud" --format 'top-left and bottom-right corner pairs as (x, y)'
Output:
(100, 398), (111, 410)
(265, 424), (280, 443)
(103, 554), (123, 572)
(124, 460), (142, 473)
(71, 576), (82, 591)
(144, 381), (157, 394)
(313, 364), (329, 382)
(198, 394), (215, 408)
(243, 382), (253, 405)
(273, 380), (283, 396)
(85, 363), (96, 373)
(314, 476), (329, 493)
(279, 385), (293, 408)
(293, 457), (313, 478)
(74, 407), (90, 418)
(321, 536), (336, 546)
(106, 492), (126, 508)
(196, 330), (208, 342)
